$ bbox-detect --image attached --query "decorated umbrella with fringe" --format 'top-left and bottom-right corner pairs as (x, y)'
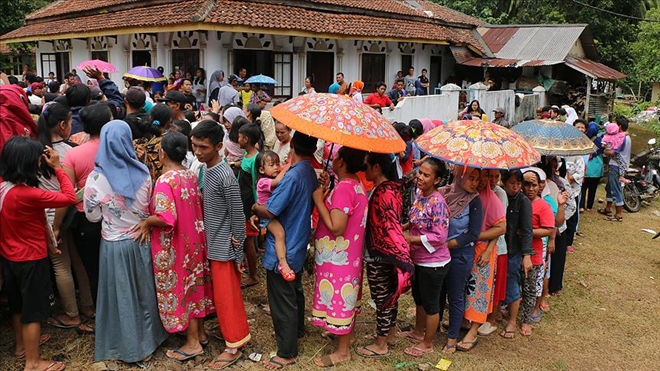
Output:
(511, 119), (597, 156)
(416, 119), (541, 169)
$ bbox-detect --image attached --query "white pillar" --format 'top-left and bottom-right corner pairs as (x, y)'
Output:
(440, 83), (462, 117)
(468, 82), (489, 103)
(533, 85), (546, 108)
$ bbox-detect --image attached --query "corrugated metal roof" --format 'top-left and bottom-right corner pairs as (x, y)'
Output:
(458, 58), (562, 68)
(564, 57), (627, 81)
(492, 26), (585, 61)
(450, 46), (475, 64)
(481, 27), (517, 53)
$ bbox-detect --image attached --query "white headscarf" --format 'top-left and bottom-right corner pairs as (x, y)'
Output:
(564, 106), (578, 126)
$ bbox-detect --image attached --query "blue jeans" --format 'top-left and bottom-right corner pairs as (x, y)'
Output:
(505, 252), (522, 304)
(605, 167), (623, 206)
(439, 245), (474, 340)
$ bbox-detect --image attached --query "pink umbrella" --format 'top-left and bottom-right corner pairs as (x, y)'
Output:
(76, 59), (118, 73)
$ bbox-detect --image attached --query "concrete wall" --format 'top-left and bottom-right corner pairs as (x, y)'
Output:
(383, 93), (459, 124)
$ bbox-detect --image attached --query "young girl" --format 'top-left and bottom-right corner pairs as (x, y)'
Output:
(0, 136), (77, 371)
(255, 151), (292, 280)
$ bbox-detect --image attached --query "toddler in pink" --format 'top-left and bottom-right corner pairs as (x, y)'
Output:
(255, 151), (294, 280)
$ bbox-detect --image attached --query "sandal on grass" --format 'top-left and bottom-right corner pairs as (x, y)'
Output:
(597, 208), (612, 216)
(314, 354), (349, 368)
(604, 215), (623, 222)
(404, 345), (433, 357)
(356, 345), (390, 358)
(208, 351), (242, 370)
(442, 343), (457, 354)
(456, 338), (479, 352)
(500, 330), (515, 339)
(166, 347), (204, 361)
(263, 356), (297, 369)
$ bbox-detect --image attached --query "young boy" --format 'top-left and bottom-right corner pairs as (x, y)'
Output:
(237, 123), (262, 288)
(190, 120), (250, 369)
(239, 83), (252, 108)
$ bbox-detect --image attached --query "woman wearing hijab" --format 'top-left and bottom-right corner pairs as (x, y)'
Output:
(563, 106), (579, 126)
(437, 165), (483, 353)
(580, 120), (604, 211)
(458, 169), (506, 351)
(349, 80), (364, 103)
(84, 120), (168, 364)
(207, 70), (226, 106)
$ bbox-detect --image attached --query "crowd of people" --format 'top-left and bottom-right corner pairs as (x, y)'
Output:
(0, 63), (631, 371)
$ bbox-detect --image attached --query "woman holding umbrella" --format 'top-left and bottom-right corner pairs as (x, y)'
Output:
(311, 146), (368, 367)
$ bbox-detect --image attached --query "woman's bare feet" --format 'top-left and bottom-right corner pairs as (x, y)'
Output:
(520, 324), (533, 336)
(442, 338), (458, 354)
(24, 360), (65, 371)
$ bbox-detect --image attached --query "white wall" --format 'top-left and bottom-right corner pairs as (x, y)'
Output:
(383, 94), (459, 124)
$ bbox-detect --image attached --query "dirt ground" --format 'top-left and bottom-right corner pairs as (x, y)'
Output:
(2, 186), (660, 371)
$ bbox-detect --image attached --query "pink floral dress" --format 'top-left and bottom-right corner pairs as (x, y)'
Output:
(150, 169), (214, 332)
(311, 178), (368, 335)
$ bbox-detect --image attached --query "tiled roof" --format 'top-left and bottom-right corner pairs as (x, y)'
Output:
(207, 1), (483, 49)
(25, 0), (141, 20)
(2, 0), (485, 52)
(2, 0), (211, 40)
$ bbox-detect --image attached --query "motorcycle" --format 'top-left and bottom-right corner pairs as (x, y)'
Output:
(623, 138), (660, 213)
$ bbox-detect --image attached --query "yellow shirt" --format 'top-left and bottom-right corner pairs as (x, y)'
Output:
(239, 90), (253, 105)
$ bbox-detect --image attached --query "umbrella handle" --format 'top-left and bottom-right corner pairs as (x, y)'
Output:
(325, 143), (335, 190)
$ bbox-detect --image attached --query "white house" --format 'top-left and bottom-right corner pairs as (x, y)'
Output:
(1, 0), (488, 97)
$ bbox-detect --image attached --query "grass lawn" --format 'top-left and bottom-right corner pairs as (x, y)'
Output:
(2, 187), (660, 370)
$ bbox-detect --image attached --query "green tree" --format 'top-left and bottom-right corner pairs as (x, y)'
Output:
(0, 0), (52, 36)
(630, 8), (660, 84)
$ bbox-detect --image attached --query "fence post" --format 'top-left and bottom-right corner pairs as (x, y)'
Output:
(440, 83), (461, 116)
(533, 85), (546, 108)
(468, 82), (489, 103)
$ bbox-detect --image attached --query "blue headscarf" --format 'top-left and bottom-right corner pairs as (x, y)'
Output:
(94, 120), (150, 206)
(586, 121), (603, 157)
(328, 83), (340, 94)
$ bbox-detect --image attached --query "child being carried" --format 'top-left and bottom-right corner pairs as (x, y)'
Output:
(255, 151), (294, 281)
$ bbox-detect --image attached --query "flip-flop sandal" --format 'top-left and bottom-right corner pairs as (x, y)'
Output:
(315, 355), (350, 368)
(240, 281), (258, 289)
(404, 345), (433, 357)
(398, 331), (422, 342)
(442, 344), (457, 354)
(208, 352), (242, 370)
(456, 338), (479, 352)
(477, 322), (498, 336)
(604, 215), (623, 222)
(530, 312), (542, 323)
(46, 315), (80, 329)
(263, 356), (297, 369)
(42, 361), (66, 371)
(500, 330), (515, 339)
(77, 321), (95, 334)
(597, 208), (612, 216)
(166, 347), (204, 361)
(356, 345), (390, 358)
(363, 333), (396, 346)
(520, 326), (533, 336)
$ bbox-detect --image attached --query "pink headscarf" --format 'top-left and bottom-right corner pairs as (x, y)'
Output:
(478, 174), (506, 230)
(439, 165), (479, 217)
(419, 118), (435, 134)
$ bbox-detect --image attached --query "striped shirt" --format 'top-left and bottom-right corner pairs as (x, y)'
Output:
(202, 161), (246, 262)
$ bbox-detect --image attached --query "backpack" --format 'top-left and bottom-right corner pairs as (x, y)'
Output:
(0, 84), (38, 153)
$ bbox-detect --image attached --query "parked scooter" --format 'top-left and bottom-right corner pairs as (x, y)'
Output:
(623, 138), (660, 212)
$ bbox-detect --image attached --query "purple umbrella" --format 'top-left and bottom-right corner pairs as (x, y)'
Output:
(123, 66), (166, 82)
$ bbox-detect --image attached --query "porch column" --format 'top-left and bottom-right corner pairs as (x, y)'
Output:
(468, 82), (488, 103)
(441, 83), (461, 113)
(584, 77), (592, 120)
(337, 48), (344, 73)
(533, 85), (546, 108)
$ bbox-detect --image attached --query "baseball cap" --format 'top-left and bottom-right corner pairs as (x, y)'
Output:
(90, 86), (103, 100)
(157, 90), (187, 103)
(493, 107), (505, 114)
(228, 74), (242, 83)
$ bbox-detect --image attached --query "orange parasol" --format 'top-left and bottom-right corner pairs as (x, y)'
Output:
(270, 93), (405, 153)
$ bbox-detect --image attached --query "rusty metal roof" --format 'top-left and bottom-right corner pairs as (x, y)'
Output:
(458, 57), (562, 68)
(564, 57), (627, 81)
(480, 27), (517, 54)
